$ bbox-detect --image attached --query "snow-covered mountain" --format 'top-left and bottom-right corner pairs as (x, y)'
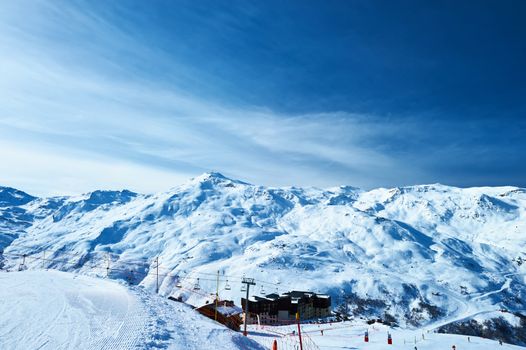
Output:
(1, 173), (525, 336)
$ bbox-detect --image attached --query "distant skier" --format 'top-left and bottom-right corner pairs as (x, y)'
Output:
(320, 330), (324, 336)
(468, 336), (470, 342)
(499, 340), (503, 345)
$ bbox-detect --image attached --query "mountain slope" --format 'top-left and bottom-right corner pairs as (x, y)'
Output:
(0, 270), (264, 350)
(1, 173), (525, 333)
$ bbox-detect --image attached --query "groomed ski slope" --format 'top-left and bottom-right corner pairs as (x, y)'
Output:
(0, 270), (264, 350)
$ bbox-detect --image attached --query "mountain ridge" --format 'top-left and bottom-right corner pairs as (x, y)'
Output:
(1, 172), (525, 336)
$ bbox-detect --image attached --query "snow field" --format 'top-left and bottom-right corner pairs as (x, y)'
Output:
(0, 270), (264, 350)
(248, 321), (526, 350)
(1, 173), (526, 342)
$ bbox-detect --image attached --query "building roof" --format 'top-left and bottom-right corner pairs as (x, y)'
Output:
(264, 293), (280, 300)
(283, 291), (315, 298)
(249, 291), (331, 301)
(197, 300), (242, 317)
(216, 305), (242, 317)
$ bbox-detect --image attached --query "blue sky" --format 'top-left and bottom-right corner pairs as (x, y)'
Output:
(0, 1), (525, 195)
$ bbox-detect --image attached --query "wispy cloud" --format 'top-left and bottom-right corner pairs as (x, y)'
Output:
(0, 1), (523, 196)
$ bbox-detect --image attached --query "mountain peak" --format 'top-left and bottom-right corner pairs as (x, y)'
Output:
(191, 172), (250, 186)
(0, 186), (37, 207)
(203, 171), (228, 180)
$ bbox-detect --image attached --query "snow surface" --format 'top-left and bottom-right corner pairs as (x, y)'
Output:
(248, 321), (526, 350)
(0, 270), (263, 350)
(1, 173), (525, 331)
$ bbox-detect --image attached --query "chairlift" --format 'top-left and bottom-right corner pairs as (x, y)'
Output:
(240, 284), (247, 292)
(260, 286), (266, 295)
(224, 280), (231, 290)
(193, 278), (201, 291)
(176, 280), (182, 288)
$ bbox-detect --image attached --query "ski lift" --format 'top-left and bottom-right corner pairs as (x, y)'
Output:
(260, 285), (266, 295)
(176, 280), (182, 288)
(193, 278), (201, 291)
(240, 284), (247, 292)
(224, 279), (231, 290)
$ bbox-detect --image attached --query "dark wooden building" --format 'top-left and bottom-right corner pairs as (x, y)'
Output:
(241, 291), (331, 325)
(195, 300), (243, 331)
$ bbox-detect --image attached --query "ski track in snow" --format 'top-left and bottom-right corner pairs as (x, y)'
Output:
(0, 270), (265, 350)
(0, 270), (149, 350)
(87, 288), (145, 350)
(471, 277), (511, 302)
(427, 274), (518, 331)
